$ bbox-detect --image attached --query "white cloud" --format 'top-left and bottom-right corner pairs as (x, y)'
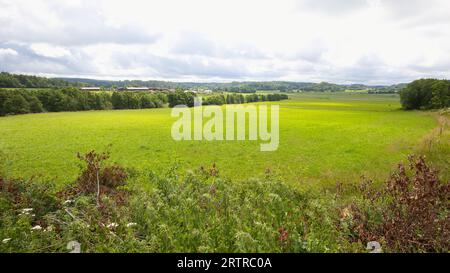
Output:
(0, 48), (18, 57)
(0, 0), (449, 84)
(30, 44), (71, 58)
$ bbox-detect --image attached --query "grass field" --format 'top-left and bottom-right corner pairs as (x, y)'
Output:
(0, 92), (440, 189)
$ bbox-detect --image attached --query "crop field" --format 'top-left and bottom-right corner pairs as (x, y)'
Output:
(0, 92), (440, 190)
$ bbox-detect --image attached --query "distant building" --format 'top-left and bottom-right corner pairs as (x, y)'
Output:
(80, 87), (101, 91)
(117, 87), (171, 92)
(122, 87), (150, 91)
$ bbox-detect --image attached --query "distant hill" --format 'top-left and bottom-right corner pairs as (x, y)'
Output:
(1, 72), (405, 93)
(57, 77), (405, 93)
(0, 72), (86, 88)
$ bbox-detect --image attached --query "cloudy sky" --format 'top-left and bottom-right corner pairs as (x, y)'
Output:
(0, 0), (449, 84)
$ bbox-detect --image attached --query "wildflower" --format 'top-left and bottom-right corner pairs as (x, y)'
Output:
(107, 223), (118, 229)
(63, 200), (74, 205)
(126, 222), (137, 228)
(31, 225), (42, 231)
(2, 238), (12, 244)
(45, 225), (54, 232)
(19, 208), (34, 216)
(278, 227), (289, 246)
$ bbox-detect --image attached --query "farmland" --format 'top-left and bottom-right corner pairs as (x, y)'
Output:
(0, 92), (441, 189)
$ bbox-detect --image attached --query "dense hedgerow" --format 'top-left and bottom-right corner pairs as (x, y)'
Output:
(169, 91), (289, 107)
(0, 88), (166, 116)
(0, 151), (448, 253)
(1, 88), (288, 116)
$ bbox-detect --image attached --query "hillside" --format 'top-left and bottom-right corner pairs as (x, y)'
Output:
(1, 72), (404, 93)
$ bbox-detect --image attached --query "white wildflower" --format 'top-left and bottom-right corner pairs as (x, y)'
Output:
(126, 223), (137, 228)
(45, 225), (54, 232)
(63, 200), (74, 205)
(107, 223), (118, 229)
(2, 238), (12, 244)
(19, 208), (34, 216)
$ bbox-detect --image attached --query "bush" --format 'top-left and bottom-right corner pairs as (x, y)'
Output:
(339, 155), (450, 252)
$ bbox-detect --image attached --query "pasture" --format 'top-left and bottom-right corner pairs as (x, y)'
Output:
(0, 92), (439, 189)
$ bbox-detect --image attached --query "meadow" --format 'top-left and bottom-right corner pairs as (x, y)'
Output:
(1, 91), (449, 253)
(0, 92), (440, 190)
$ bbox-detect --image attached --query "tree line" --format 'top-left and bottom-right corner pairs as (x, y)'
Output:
(0, 88), (167, 116)
(168, 91), (288, 107)
(0, 72), (85, 88)
(0, 88), (288, 116)
(1, 72), (413, 93)
(400, 79), (450, 110)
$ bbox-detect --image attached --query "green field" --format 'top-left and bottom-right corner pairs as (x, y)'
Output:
(0, 92), (439, 189)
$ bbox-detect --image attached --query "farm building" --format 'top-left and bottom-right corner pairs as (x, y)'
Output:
(116, 87), (172, 92)
(124, 87), (150, 91)
(80, 87), (101, 91)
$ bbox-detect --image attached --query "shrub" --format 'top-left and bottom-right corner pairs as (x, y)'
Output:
(340, 155), (450, 252)
(59, 150), (128, 206)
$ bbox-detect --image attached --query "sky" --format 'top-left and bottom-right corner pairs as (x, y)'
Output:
(0, 0), (449, 85)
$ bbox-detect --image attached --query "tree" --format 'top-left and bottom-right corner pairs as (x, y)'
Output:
(140, 94), (156, 108)
(28, 95), (44, 113)
(400, 79), (450, 110)
(168, 90), (195, 108)
(3, 93), (30, 115)
(430, 80), (450, 109)
(111, 92), (126, 109)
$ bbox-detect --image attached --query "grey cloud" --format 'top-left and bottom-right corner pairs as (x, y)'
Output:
(0, 42), (97, 76)
(1, 0), (449, 84)
(111, 49), (270, 80)
(0, 1), (160, 46)
(171, 31), (268, 60)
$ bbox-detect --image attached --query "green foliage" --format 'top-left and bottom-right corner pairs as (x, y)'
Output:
(0, 72), (84, 88)
(0, 154), (344, 253)
(2, 93), (30, 115)
(27, 96), (44, 113)
(0, 88), (166, 116)
(203, 94), (226, 105)
(1, 151), (447, 253)
(199, 93), (288, 106)
(168, 90), (196, 107)
(400, 79), (450, 110)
